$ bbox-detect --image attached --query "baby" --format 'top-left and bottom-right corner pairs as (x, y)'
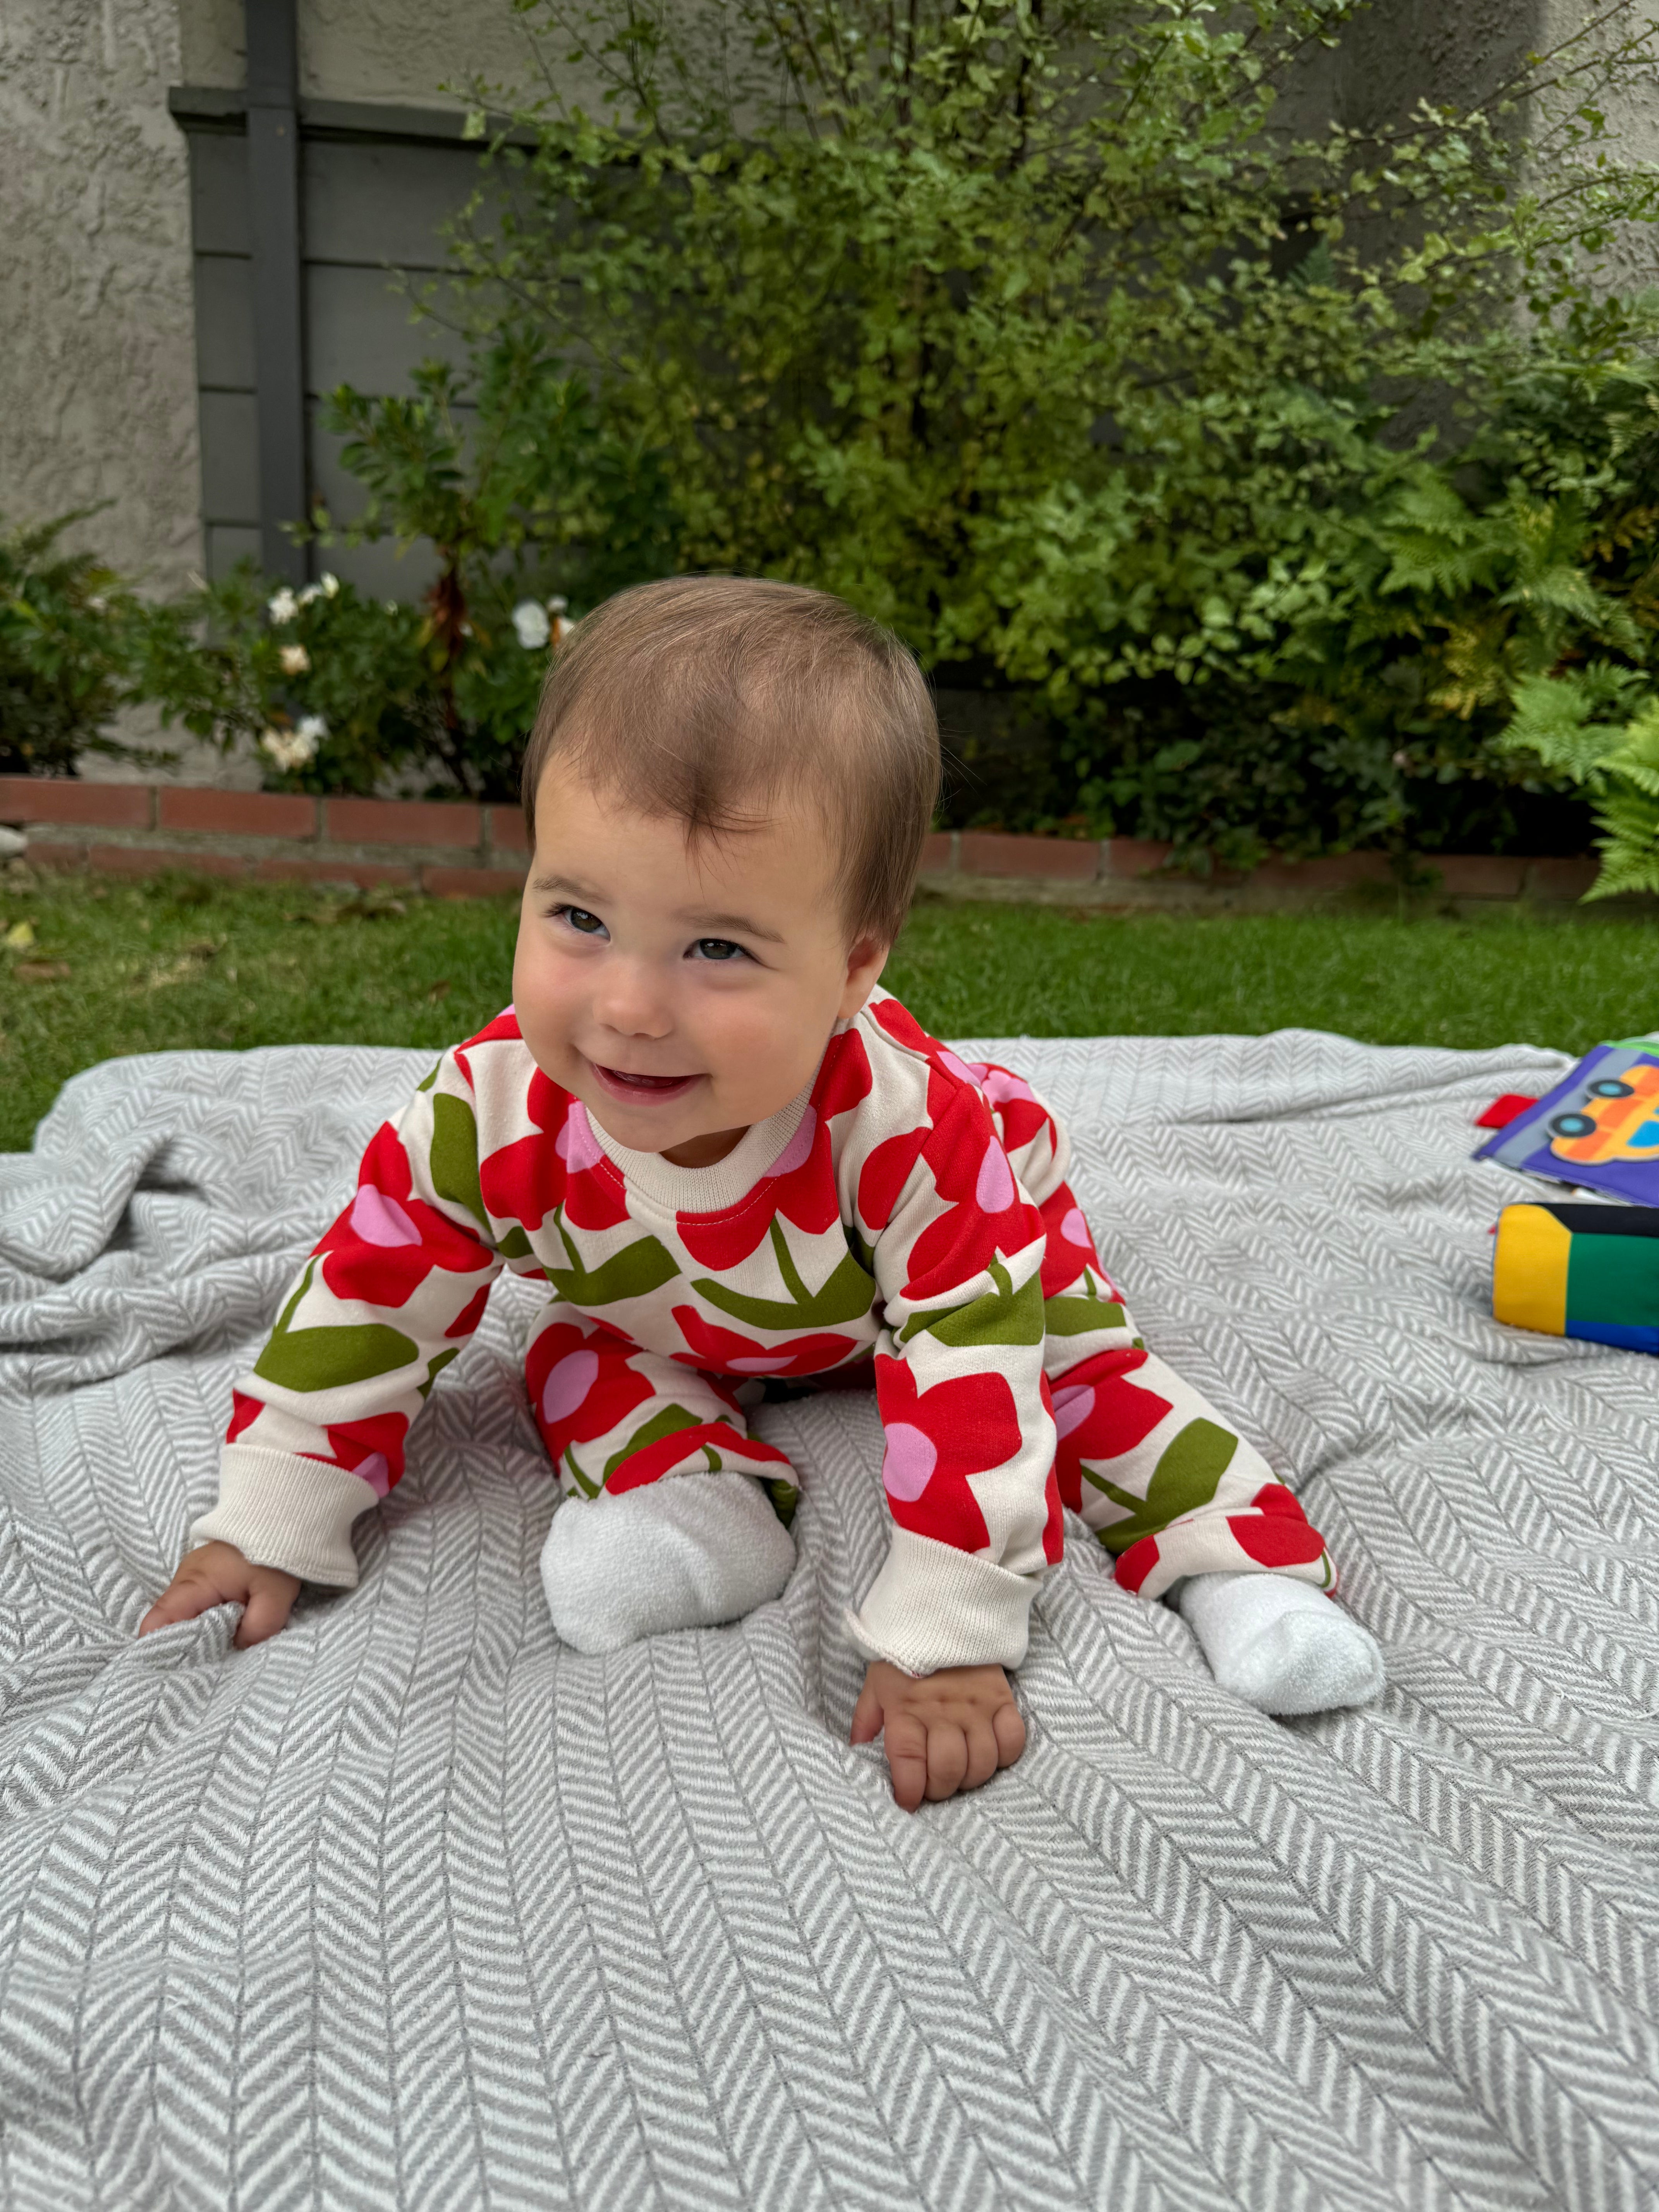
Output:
(141, 577), (1383, 1809)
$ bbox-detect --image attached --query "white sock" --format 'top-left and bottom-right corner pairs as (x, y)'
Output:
(1175, 1571), (1384, 1716)
(540, 1470), (796, 1656)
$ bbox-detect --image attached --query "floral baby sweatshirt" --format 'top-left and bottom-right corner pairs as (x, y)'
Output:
(197, 986), (1332, 1671)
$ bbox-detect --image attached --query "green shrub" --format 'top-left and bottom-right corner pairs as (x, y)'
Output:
(0, 512), (158, 776)
(422, 0), (1659, 871)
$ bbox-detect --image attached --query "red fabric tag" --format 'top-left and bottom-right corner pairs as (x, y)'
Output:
(1474, 1093), (1540, 1129)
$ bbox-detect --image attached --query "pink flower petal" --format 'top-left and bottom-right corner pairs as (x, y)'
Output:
(354, 1451), (392, 1498)
(728, 1354), (793, 1373)
(541, 1348), (599, 1426)
(1061, 1206), (1092, 1249)
(350, 1185), (422, 1247)
(765, 1105), (817, 1180)
(556, 1101), (605, 1174)
(1051, 1386), (1094, 1441)
(881, 1421), (938, 1502)
(978, 1067), (1036, 1109)
(975, 1143), (1016, 1214)
(935, 1049), (982, 1089)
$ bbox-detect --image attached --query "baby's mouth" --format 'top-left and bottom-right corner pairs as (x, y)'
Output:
(590, 1061), (701, 1104)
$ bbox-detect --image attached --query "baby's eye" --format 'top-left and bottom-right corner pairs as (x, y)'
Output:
(554, 905), (607, 938)
(690, 938), (747, 962)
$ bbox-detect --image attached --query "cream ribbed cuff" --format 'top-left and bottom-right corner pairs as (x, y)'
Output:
(844, 1526), (1041, 1676)
(190, 1446), (382, 1587)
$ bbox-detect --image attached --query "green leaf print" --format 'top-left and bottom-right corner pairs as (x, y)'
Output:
(253, 1255), (421, 1391)
(603, 1405), (704, 1483)
(761, 1473), (798, 1529)
(843, 1222), (877, 1276)
(900, 1257), (1043, 1349)
(1088, 1418), (1238, 1555)
(543, 1204), (680, 1307)
(1044, 1273), (1129, 1337)
(256, 1321), (421, 1393)
(497, 1225), (534, 1261)
(564, 1444), (599, 1498)
(693, 1216), (876, 1330)
(417, 1346), (460, 1400)
(429, 1092), (488, 1228)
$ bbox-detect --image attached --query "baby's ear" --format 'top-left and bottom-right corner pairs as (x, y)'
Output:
(839, 934), (889, 1017)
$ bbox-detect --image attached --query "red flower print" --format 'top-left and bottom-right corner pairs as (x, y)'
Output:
(898, 1082), (1042, 1302)
(676, 1029), (873, 1269)
(874, 1354), (1024, 1552)
(606, 1422), (792, 1493)
(526, 1321), (658, 1454)
(970, 1060), (1054, 1159)
(869, 994), (932, 1055)
(676, 1101), (837, 1268)
(1049, 1348), (1167, 1512)
(321, 1410), (410, 1496)
(479, 1074), (630, 1233)
(670, 1305), (859, 1377)
(226, 1388), (262, 1444)
(461, 1008), (523, 1051)
(446, 1283), (491, 1338)
(858, 1125), (930, 1233)
(1037, 1183), (1105, 1296)
(1230, 1486), (1327, 1571)
(816, 1026), (874, 1121)
(318, 1123), (491, 1309)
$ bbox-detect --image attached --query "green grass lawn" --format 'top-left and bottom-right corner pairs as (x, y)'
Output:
(2, 866), (1656, 1152)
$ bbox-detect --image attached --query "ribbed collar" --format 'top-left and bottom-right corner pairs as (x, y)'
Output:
(585, 1082), (814, 1214)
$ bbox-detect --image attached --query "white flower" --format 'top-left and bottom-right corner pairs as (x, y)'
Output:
(297, 583), (321, 608)
(319, 571), (340, 598)
(513, 599), (551, 649)
(296, 713), (328, 745)
(551, 613), (575, 646)
(547, 595), (568, 613)
(260, 726), (313, 772)
(279, 643), (311, 676)
(267, 587), (299, 625)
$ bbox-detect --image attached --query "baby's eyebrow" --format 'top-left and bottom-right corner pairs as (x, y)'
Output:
(530, 872), (600, 900)
(682, 908), (786, 945)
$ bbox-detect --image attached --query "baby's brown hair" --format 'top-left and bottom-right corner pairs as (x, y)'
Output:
(520, 576), (939, 946)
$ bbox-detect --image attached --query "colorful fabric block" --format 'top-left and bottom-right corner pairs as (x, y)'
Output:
(1492, 1202), (1659, 1355)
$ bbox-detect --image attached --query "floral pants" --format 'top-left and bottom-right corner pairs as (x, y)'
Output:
(526, 1179), (1333, 1602)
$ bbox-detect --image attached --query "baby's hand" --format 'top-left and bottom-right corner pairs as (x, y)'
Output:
(851, 1660), (1026, 1813)
(138, 1542), (300, 1649)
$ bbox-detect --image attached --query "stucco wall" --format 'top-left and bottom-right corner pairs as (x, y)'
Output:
(0, 0), (201, 589)
(177, 0), (541, 111)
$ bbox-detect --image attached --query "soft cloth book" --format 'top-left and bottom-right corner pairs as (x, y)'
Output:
(1474, 1037), (1659, 1205)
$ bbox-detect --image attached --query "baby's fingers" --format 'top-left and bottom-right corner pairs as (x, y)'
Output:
(993, 1699), (1027, 1770)
(138, 1580), (225, 1636)
(924, 1722), (969, 1802)
(234, 1573), (300, 1649)
(961, 1718), (1001, 1795)
(884, 1711), (930, 1814)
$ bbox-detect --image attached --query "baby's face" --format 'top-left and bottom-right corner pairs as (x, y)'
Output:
(513, 757), (886, 1166)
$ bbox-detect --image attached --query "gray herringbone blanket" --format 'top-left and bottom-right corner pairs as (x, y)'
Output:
(3, 1031), (1657, 2211)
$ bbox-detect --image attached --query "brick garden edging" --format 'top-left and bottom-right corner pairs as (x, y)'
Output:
(0, 779), (1611, 909)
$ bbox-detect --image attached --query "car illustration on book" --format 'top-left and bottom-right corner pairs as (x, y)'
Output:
(1473, 1038), (1659, 1206)
(1544, 1062), (1659, 1166)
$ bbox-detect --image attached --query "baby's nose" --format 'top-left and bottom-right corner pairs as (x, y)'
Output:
(593, 958), (673, 1037)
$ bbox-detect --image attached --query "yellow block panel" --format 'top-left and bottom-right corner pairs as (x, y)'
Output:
(1493, 1205), (1570, 1337)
